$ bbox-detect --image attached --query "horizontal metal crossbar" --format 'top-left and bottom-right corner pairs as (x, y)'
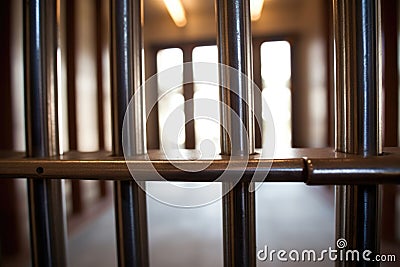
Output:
(0, 147), (399, 184)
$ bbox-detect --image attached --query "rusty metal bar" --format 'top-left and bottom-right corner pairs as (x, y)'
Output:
(23, 0), (67, 266)
(333, 0), (382, 266)
(110, 0), (149, 266)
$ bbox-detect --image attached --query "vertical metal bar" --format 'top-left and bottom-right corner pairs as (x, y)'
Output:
(183, 48), (195, 149)
(252, 40), (263, 149)
(95, 0), (107, 198)
(96, 0), (105, 151)
(216, 0), (255, 266)
(110, 0), (149, 266)
(333, 0), (382, 266)
(66, 0), (84, 216)
(23, 0), (67, 266)
(66, 0), (77, 151)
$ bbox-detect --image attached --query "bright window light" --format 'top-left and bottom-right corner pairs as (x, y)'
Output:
(261, 41), (292, 151)
(157, 48), (185, 149)
(192, 45), (220, 156)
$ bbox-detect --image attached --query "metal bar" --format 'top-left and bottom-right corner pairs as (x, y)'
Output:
(333, 0), (382, 266)
(71, 179), (83, 214)
(23, 0), (67, 266)
(183, 48), (195, 149)
(1, 149), (400, 183)
(96, 0), (105, 151)
(252, 39), (263, 149)
(110, 0), (149, 266)
(66, 0), (77, 151)
(354, 2), (382, 263)
(306, 156), (400, 184)
(216, 0), (255, 265)
(66, 0), (83, 217)
(95, 0), (107, 201)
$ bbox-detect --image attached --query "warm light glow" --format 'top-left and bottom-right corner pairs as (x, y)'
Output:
(261, 41), (292, 151)
(156, 48), (186, 148)
(163, 0), (187, 27)
(192, 46), (220, 155)
(251, 0), (264, 21)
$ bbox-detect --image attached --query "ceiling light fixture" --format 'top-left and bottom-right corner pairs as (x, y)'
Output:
(250, 0), (264, 21)
(163, 0), (187, 27)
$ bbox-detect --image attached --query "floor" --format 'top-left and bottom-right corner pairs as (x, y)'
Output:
(68, 183), (336, 267)
(6, 183), (399, 266)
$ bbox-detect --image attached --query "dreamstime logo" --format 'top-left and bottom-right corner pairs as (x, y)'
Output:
(257, 238), (396, 263)
(336, 238), (347, 249)
(122, 62), (275, 208)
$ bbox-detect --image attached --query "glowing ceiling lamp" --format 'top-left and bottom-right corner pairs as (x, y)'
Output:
(250, 0), (264, 21)
(163, 0), (187, 27)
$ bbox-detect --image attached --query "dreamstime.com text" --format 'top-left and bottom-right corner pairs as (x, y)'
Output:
(257, 238), (396, 263)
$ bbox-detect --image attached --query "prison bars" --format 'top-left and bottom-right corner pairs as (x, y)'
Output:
(1, 149), (400, 182)
(216, 0), (256, 266)
(333, 0), (382, 266)
(110, 0), (149, 266)
(14, 0), (397, 266)
(24, 0), (68, 266)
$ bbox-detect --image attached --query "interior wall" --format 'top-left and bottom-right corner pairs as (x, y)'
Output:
(143, 0), (330, 148)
